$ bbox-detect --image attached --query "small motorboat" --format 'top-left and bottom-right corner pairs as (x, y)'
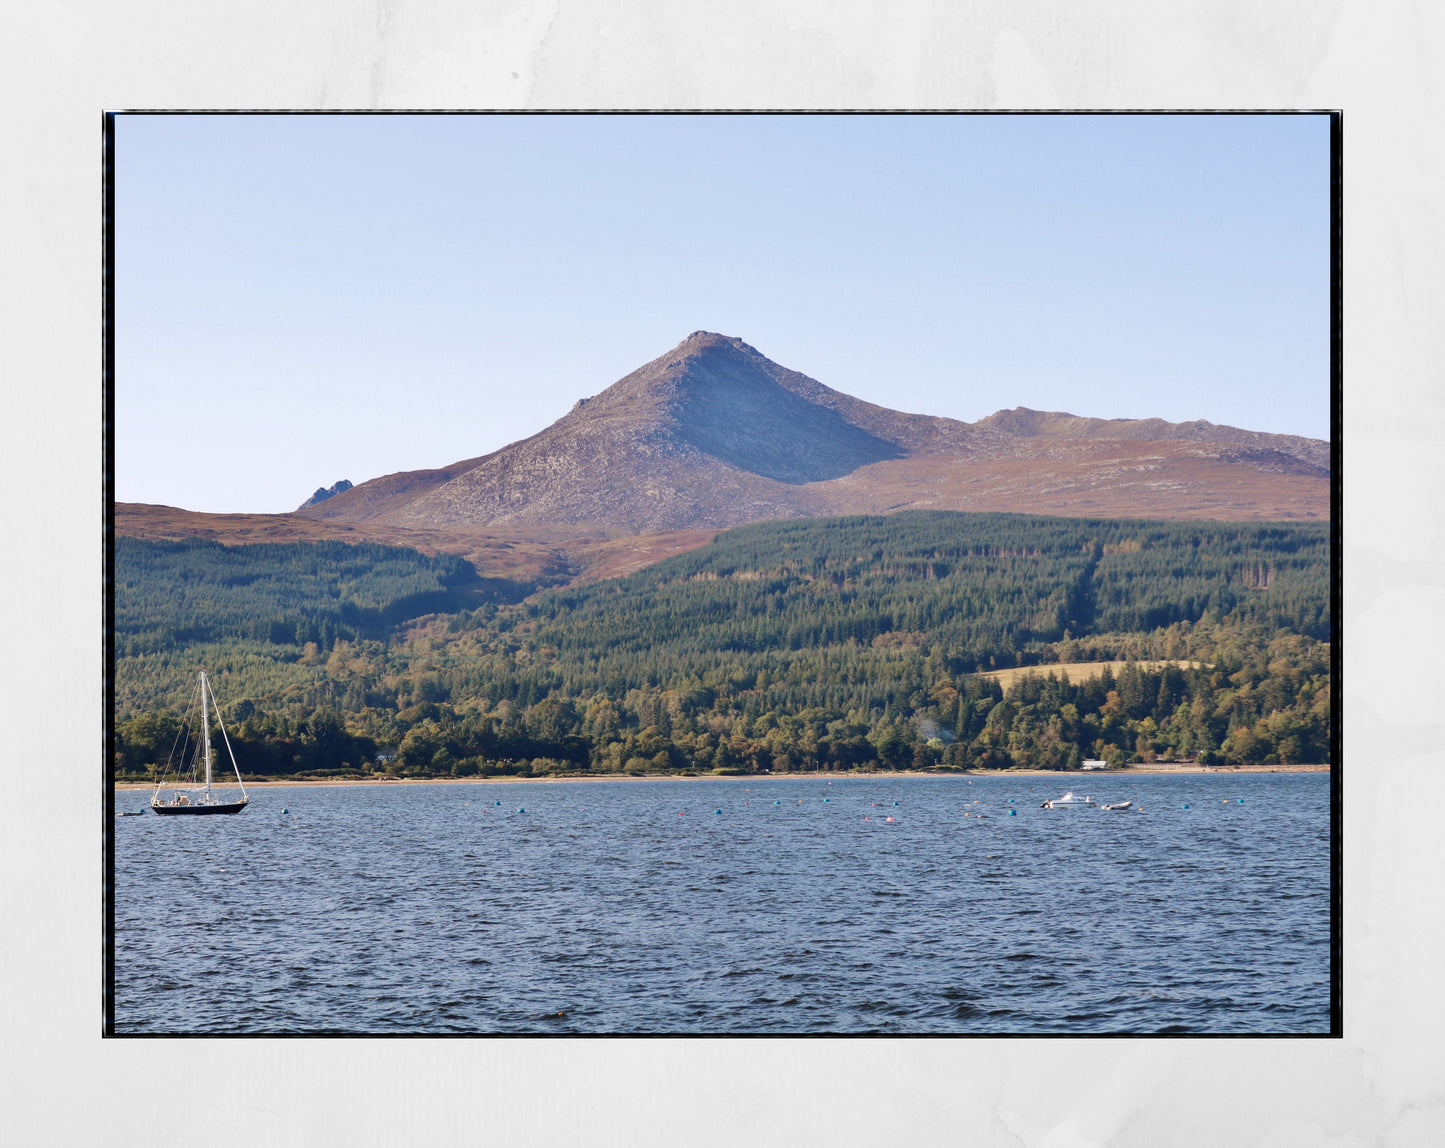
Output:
(1101, 800), (1133, 812)
(1041, 792), (1095, 809)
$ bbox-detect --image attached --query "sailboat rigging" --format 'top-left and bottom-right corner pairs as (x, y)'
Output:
(151, 669), (250, 816)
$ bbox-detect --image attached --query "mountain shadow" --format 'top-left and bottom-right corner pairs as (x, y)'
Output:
(667, 337), (905, 482)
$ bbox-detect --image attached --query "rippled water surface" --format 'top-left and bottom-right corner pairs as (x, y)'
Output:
(113, 773), (1331, 1033)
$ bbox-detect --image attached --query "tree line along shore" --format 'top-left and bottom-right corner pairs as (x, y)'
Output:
(113, 763), (1329, 791)
(113, 512), (1331, 784)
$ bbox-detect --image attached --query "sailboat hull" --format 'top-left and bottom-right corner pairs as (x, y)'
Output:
(151, 801), (249, 816)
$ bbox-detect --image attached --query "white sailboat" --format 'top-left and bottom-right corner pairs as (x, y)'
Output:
(150, 669), (250, 816)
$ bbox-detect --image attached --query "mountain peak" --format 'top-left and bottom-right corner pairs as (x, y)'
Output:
(554, 331), (906, 488)
(298, 334), (1330, 533)
(680, 330), (751, 350)
(663, 330), (766, 370)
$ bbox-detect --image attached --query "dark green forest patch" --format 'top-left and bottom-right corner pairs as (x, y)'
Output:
(115, 536), (522, 656)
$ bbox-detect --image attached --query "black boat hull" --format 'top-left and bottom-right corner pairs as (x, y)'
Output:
(150, 801), (249, 816)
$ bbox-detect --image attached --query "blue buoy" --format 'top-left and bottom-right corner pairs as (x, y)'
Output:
(775, 800), (781, 805)
(893, 802), (900, 806)
(1182, 804), (1189, 809)
(824, 798), (830, 802)
(1008, 798), (1015, 803)
(282, 808), (288, 814)
(714, 809), (722, 815)
(517, 807), (526, 813)
(1237, 798), (1244, 804)
(495, 800), (501, 806)
(1009, 809), (1016, 816)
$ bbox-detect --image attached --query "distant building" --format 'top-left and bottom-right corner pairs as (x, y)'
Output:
(1081, 759), (1108, 770)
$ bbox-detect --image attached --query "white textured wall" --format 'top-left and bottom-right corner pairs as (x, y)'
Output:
(3, 3), (1440, 1144)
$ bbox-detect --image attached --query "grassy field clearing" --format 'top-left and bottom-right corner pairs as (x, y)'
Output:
(977, 660), (1208, 689)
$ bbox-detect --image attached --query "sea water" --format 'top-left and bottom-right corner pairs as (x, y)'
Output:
(112, 772), (1331, 1034)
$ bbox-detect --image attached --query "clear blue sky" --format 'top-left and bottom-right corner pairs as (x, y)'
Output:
(116, 112), (1330, 514)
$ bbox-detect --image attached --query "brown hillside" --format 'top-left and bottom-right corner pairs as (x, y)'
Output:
(974, 407), (1329, 471)
(115, 503), (715, 589)
(297, 331), (1329, 535)
(297, 455), (490, 522)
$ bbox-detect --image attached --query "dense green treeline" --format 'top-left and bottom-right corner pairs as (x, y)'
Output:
(508, 513), (1328, 679)
(113, 513), (1332, 780)
(115, 537), (494, 656)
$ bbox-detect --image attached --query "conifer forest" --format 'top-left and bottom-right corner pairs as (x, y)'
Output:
(112, 512), (1332, 780)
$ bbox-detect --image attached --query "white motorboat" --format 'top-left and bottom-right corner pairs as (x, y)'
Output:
(1041, 791), (1095, 809)
(1101, 800), (1133, 811)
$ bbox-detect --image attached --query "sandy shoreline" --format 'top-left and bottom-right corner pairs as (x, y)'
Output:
(114, 765), (1328, 791)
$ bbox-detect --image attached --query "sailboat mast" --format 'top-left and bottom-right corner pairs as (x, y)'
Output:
(201, 669), (213, 800)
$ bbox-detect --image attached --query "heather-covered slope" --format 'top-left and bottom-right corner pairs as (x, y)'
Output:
(295, 331), (1330, 533)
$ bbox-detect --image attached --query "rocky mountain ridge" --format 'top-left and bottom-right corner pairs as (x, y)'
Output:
(297, 331), (1329, 534)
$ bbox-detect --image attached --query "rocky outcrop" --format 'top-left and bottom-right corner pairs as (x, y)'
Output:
(296, 479), (354, 511)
